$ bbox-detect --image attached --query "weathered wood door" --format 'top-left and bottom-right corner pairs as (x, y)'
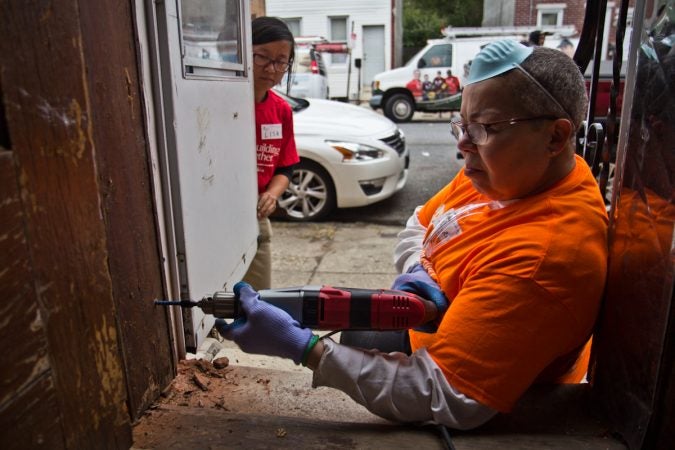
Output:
(0, 1), (174, 447)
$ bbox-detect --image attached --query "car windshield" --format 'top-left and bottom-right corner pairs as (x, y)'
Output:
(273, 89), (310, 113)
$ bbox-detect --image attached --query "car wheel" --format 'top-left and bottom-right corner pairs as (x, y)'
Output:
(384, 93), (414, 123)
(277, 160), (336, 221)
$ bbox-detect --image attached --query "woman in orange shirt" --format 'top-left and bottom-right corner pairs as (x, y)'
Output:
(216, 40), (608, 429)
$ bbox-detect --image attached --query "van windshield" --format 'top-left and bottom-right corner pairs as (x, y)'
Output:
(405, 43), (452, 68)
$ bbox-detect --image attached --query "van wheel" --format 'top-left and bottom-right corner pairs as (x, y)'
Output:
(384, 93), (414, 123)
(276, 160), (336, 222)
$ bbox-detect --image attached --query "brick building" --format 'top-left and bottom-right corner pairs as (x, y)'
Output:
(483, 0), (637, 59)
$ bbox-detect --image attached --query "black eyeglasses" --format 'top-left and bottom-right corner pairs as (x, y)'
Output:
(252, 53), (291, 73)
(450, 116), (559, 145)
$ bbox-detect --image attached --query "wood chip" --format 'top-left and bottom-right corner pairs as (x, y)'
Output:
(192, 372), (209, 391)
(213, 356), (230, 369)
(276, 428), (287, 438)
(195, 359), (212, 374)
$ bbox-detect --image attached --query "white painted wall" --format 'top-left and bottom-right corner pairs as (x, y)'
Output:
(267, 0), (393, 99)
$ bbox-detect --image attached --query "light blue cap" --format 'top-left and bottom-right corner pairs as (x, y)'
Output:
(466, 40), (533, 85)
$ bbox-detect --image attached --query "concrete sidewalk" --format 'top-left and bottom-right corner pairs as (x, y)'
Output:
(271, 220), (401, 289)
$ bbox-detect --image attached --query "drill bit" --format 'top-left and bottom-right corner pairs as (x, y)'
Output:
(154, 300), (199, 308)
(154, 292), (238, 318)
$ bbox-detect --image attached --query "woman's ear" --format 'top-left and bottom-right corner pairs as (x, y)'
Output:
(548, 118), (574, 156)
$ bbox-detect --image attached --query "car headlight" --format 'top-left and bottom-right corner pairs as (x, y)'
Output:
(326, 140), (385, 162)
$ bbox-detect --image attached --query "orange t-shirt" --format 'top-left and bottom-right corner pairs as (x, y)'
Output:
(410, 155), (608, 412)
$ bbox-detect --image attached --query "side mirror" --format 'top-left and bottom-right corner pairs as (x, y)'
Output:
(354, 58), (362, 68)
(417, 58), (426, 69)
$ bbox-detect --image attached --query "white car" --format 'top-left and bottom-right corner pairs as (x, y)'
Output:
(274, 91), (409, 221)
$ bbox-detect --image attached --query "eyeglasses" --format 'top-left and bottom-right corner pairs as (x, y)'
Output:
(450, 116), (559, 145)
(252, 53), (291, 73)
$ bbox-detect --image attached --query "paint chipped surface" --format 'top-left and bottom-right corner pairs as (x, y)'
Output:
(18, 168), (41, 214)
(92, 315), (127, 427)
(196, 106), (216, 187)
(0, 351), (51, 405)
(124, 67), (135, 118)
(196, 106), (210, 152)
(17, 88), (89, 163)
(29, 307), (44, 332)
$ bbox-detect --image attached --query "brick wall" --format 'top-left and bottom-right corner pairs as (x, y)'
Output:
(514, 0), (586, 34)
(511, 0), (639, 58)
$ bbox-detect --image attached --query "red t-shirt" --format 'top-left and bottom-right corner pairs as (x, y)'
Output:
(445, 76), (460, 94)
(254, 90), (299, 194)
(406, 79), (423, 100)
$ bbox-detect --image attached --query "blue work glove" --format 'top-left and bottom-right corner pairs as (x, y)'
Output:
(215, 282), (314, 365)
(391, 263), (449, 333)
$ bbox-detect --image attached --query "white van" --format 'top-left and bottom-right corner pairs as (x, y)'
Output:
(278, 37), (330, 99)
(369, 27), (576, 122)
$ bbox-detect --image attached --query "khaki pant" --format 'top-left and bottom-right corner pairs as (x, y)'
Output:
(242, 217), (273, 290)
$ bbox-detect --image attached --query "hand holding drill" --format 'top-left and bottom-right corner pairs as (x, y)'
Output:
(155, 267), (449, 365)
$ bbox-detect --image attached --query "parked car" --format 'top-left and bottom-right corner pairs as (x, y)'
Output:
(585, 60), (626, 121)
(278, 40), (329, 99)
(274, 91), (409, 221)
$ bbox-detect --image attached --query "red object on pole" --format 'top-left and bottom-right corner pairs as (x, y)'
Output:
(314, 42), (349, 54)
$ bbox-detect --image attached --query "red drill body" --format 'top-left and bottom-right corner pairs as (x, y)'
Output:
(156, 285), (438, 331)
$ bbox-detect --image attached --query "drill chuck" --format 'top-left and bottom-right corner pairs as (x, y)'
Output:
(199, 291), (239, 318)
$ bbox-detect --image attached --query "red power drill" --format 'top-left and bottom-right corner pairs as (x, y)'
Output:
(155, 285), (438, 330)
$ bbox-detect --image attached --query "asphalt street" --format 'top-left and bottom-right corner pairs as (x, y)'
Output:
(331, 116), (464, 225)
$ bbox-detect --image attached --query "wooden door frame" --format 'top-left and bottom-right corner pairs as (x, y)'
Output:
(0, 0), (174, 447)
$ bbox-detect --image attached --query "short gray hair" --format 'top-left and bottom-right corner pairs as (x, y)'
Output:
(505, 47), (588, 130)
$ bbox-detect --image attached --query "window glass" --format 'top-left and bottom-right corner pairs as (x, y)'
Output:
(330, 17), (348, 64)
(420, 44), (452, 68)
(180, 0), (244, 74)
(284, 18), (301, 37)
(541, 12), (559, 26)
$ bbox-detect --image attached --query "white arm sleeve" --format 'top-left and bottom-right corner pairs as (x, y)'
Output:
(393, 206), (427, 274)
(312, 339), (497, 430)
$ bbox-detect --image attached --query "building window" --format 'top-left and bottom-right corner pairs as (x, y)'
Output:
(536, 3), (566, 27)
(283, 18), (301, 37)
(329, 16), (348, 64)
(180, 0), (246, 76)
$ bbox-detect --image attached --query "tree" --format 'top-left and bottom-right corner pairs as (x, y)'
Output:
(403, 0), (483, 48)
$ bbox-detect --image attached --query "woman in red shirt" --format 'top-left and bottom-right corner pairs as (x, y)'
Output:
(242, 17), (300, 289)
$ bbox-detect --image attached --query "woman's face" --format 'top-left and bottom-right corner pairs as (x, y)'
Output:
(252, 40), (292, 97)
(457, 78), (560, 200)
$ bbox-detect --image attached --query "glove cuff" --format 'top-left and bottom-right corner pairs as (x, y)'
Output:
(301, 335), (321, 366)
